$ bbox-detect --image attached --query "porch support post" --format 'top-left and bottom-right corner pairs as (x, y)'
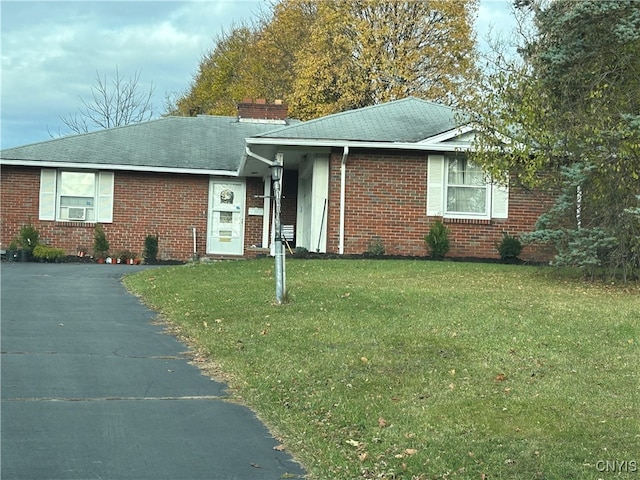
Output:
(262, 178), (272, 249)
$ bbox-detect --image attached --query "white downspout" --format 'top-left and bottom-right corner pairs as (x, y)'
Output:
(339, 145), (349, 255)
(245, 146), (275, 166)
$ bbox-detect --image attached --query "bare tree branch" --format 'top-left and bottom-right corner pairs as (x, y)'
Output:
(60, 66), (155, 134)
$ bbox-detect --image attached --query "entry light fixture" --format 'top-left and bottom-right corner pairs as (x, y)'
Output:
(270, 162), (283, 182)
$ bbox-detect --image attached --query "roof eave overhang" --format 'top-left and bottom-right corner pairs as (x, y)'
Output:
(418, 124), (476, 144)
(0, 159), (239, 176)
(246, 136), (473, 152)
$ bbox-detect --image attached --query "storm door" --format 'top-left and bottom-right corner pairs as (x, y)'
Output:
(207, 180), (245, 255)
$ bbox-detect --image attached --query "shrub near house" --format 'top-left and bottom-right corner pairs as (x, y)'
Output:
(32, 244), (66, 262)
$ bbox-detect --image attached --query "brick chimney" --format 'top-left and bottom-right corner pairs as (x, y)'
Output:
(237, 98), (288, 122)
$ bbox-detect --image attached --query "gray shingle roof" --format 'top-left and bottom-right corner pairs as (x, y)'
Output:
(256, 97), (463, 143)
(0, 116), (285, 172)
(1, 98), (468, 173)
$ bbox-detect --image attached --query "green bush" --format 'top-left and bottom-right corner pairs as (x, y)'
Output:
(19, 224), (39, 253)
(425, 220), (450, 260)
(32, 244), (66, 262)
(93, 223), (110, 258)
(366, 237), (386, 256)
(143, 234), (159, 263)
(118, 250), (137, 263)
(497, 232), (523, 261)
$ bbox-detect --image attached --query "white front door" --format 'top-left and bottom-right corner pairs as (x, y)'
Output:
(207, 179), (245, 255)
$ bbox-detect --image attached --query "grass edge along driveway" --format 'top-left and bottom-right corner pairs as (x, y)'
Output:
(124, 259), (640, 480)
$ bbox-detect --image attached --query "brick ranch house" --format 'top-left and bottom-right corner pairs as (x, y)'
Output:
(0, 97), (553, 262)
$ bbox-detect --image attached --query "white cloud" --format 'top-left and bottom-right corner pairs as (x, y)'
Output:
(1, 1), (263, 148)
(475, 0), (518, 50)
(1, 0), (511, 149)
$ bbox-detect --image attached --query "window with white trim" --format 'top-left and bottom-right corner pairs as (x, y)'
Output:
(445, 156), (488, 216)
(427, 154), (509, 220)
(59, 172), (96, 221)
(39, 169), (114, 223)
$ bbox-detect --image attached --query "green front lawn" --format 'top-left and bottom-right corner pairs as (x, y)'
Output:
(124, 259), (639, 479)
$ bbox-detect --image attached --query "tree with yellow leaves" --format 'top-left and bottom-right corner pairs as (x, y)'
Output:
(170, 25), (257, 117)
(290, 0), (478, 119)
(169, 0), (478, 119)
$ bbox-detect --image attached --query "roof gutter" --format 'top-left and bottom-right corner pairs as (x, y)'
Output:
(0, 159), (237, 177)
(339, 146), (349, 255)
(246, 137), (473, 152)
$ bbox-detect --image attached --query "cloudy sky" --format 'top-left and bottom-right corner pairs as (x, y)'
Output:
(1, 0), (516, 149)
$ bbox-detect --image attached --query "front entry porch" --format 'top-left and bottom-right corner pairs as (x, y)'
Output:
(242, 146), (330, 256)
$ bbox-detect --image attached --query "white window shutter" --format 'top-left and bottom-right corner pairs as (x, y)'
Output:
(39, 169), (57, 220)
(491, 182), (509, 219)
(96, 172), (114, 223)
(427, 155), (445, 216)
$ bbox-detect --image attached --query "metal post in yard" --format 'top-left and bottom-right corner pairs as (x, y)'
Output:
(271, 154), (285, 304)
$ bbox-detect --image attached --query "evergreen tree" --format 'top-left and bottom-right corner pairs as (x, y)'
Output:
(465, 0), (640, 279)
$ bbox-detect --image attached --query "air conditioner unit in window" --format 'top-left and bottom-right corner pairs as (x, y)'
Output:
(68, 207), (86, 221)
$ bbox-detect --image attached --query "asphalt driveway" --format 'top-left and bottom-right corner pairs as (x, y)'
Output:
(1, 262), (306, 480)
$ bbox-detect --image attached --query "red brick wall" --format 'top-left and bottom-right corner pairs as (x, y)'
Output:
(113, 171), (209, 260)
(1, 167), (42, 248)
(326, 150), (555, 261)
(244, 177), (266, 253)
(326, 151), (429, 256)
(1, 166), (211, 261)
(1, 157), (554, 263)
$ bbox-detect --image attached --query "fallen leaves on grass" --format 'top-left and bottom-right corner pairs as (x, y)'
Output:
(394, 449), (418, 458)
(124, 259), (640, 480)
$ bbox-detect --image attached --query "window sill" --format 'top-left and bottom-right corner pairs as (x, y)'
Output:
(443, 217), (492, 225)
(54, 221), (96, 228)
